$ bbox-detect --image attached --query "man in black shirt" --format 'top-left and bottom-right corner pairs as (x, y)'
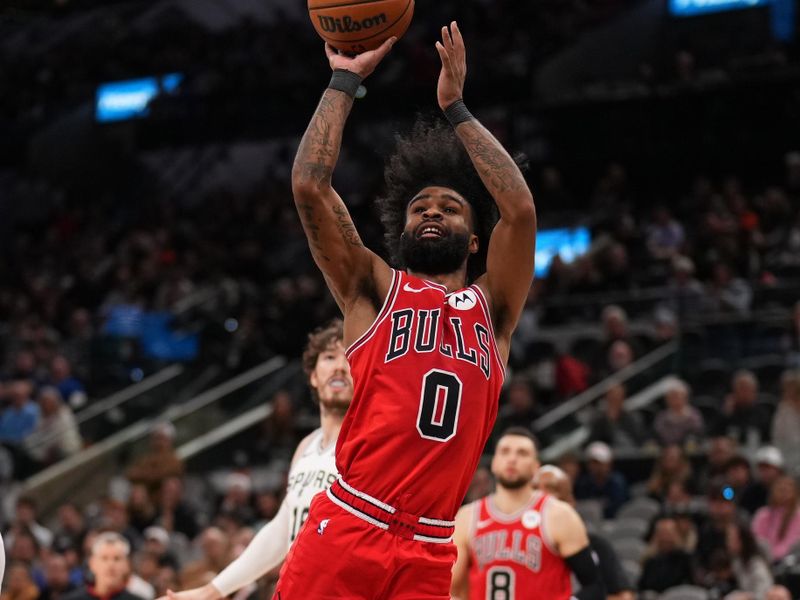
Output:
(63, 532), (144, 600)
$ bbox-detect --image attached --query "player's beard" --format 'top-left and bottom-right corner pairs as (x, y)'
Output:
(497, 475), (531, 490)
(399, 230), (471, 275)
(319, 394), (350, 417)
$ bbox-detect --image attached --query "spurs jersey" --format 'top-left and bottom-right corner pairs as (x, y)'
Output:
(284, 429), (338, 544)
(338, 269), (505, 521)
(468, 493), (571, 600)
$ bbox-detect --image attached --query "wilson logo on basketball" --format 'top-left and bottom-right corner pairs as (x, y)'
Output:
(317, 13), (388, 34)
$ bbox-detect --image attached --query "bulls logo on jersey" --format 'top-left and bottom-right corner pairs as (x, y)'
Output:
(448, 289), (477, 310)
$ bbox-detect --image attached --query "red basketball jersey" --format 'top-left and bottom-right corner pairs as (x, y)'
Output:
(339, 269), (505, 521)
(468, 493), (572, 600)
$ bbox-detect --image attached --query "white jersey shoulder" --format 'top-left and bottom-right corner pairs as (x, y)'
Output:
(284, 429), (338, 544)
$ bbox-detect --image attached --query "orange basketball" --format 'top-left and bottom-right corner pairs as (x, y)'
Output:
(308, 0), (414, 55)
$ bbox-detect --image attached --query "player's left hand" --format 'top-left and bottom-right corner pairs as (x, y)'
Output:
(435, 21), (466, 111)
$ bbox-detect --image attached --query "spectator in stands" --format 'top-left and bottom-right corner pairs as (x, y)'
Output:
(39, 553), (79, 600)
(98, 499), (142, 550)
(494, 378), (542, 437)
(703, 263), (753, 317)
(598, 306), (642, 361)
(639, 517), (694, 594)
(125, 423), (184, 496)
(127, 484), (156, 534)
(595, 340), (635, 383)
(5, 497), (54, 550)
(557, 452), (581, 484)
(725, 521), (774, 600)
(0, 380), (39, 446)
(179, 527), (231, 590)
(25, 386), (82, 466)
(714, 371), (771, 446)
(1, 562), (40, 600)
(646, 206), (685, 261)
(48, 356), (86, 409)
(53, 503), (87, 555)
(725, 455), (763, 515)
(155, 477), (198, 540)
(575, 441), (630, 518)
(653, 379), (704, 446)
(701, 548), (736, 598)
(696, 484), (741, 575)
(749, 447), (786, 514)
(647, 445), (694, 502)
(63, 532), (143, 600)
(698, 436), (739, 490)
(141, 527), (178, 571)
(752, 475), (800, 562)
(216, 473), (255, 526)
(587, 383), (646, 448)
(771, 370), (800, 476)
(536, 465), (635, 600)
(665, 256), (706, 319)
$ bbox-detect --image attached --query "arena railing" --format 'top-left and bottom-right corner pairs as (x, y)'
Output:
(21, 356), (291, 516)
(532, 340), (679, 436)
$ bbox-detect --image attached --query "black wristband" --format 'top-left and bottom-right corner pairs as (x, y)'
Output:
(443, 99), (475, 127)
(328, 69), (363, 99)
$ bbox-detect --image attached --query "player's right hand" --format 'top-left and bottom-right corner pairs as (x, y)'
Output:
(325, 37), (397, 80)
(157, 583), (223, 600)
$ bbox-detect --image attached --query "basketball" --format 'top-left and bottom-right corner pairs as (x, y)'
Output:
(308, 0), (414, 55)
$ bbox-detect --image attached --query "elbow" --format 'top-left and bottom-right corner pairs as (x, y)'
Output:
(508, 194), (537, 226)
(291, 162), (332, 198)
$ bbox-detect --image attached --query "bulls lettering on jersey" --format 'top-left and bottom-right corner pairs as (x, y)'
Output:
(338, 270), (505, 521)
(284, 430), (338, 543)
(468, 493), (571, 600)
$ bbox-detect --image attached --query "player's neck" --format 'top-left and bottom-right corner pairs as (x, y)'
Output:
(319, 406), (345, 448)
(407, 268), (467, 293)
(493, 486), (536, 514)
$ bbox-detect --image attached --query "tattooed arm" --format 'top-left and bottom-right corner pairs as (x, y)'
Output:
(291, 40), (396, 315)
(435, 23), (536, 361)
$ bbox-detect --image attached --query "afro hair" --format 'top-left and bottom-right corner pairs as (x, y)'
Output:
(377, 117), (521, 284)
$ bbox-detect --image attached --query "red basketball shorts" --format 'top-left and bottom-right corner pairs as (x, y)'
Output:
(273, 487), (457, 599)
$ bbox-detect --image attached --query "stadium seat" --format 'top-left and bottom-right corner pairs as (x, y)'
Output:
(569, 336), (602, 364)
(610, 538), (647, 562)
(659, 585), (709, 600)
(617, 498), (660, 523)
(575, 499), (604, 529)
(620, 559), (642, 586)
(603, 518), (649, 541)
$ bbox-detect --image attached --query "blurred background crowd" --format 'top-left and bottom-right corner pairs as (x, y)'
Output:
(2, 0), (800, 598)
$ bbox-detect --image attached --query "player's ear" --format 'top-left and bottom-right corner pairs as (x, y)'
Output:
(469, 234), (479, 255)
(309, 369), (320, 390)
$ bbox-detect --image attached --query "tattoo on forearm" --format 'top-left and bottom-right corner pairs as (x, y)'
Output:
(333, 203), (363, 247)
(292, 89), (357, 264)
(294, 92), (351, 188)
(458, 122), (528, 196)
(297, 201), (331, 262)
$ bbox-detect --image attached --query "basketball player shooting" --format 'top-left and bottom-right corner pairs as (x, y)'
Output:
(161, 321), (350, 600)
(277, 22), (536, 598)
(450, 430), (605, 600)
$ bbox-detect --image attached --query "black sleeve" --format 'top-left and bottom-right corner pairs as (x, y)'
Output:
(567, 545), (606, 600)
(588, 534), (632, 593)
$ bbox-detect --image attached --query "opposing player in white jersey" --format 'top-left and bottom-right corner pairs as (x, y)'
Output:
(164, 320), (349, 600)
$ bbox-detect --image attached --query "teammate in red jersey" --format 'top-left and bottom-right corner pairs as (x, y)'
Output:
(451, 429), (604, 600)
(278, 20), (536, 599)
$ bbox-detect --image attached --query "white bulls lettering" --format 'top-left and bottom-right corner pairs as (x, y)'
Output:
(385, 309), (491, 379)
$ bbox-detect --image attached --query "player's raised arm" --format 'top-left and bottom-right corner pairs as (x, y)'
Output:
(435, 22), (536, 358)
(291, 40), (396, 310)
